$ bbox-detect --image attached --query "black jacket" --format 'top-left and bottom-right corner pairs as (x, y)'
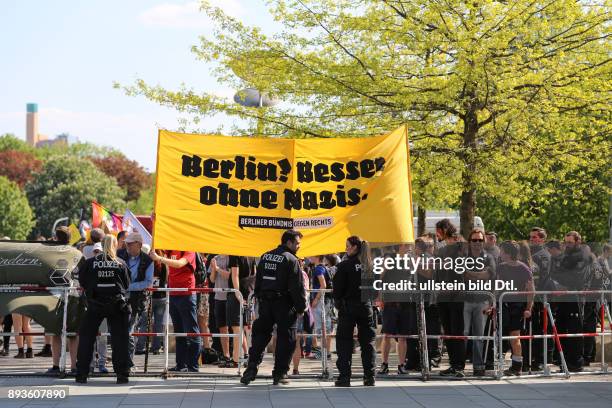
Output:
(552, 247), (589, 291)
(531, 245), (551, 290)
(255, 245), (306, 313)
(332, 254), (373, 303)
(80, 254), (130, 300)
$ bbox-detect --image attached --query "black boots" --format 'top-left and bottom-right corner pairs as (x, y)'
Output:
(272, 373), (290, 385)
(240, 367), (257, 385)
(334, 377), (351, 387)
(503, 359), (523, 376)
(75, 375), (87, 384)
(35, 344), (52, 357)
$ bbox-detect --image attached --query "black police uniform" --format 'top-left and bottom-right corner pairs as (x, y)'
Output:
(435, 242), (467, 373)
(529, 244), (552, 369)
(583, 254), (604, 364)
(332, 254), (376, 385)
(76, 254), (131, 382)
(241, 245), (306, 384)
(551, 246), (589, 371)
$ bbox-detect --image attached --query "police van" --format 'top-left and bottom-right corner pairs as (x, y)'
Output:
(413, 210), (485, 238)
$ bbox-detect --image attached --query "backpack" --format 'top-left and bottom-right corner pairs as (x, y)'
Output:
(324, 265), (335, 289)
(194, 252), (207, 286)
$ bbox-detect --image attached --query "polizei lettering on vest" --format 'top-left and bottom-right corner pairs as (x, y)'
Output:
(93, 260), (121, 268)
(262, 254), (284, 263)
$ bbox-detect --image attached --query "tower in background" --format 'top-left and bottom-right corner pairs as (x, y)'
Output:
(26, 103), (39, 146)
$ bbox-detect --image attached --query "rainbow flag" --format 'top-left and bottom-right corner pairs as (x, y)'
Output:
(91, 201), (123, 232)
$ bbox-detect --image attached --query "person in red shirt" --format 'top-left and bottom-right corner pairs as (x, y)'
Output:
(150, 249), (200, 372)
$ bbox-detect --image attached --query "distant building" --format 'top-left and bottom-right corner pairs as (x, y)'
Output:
(25, 103), (75, 148)
(26, 103), (40, 146)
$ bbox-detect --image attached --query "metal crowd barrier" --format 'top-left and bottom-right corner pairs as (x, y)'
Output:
(498, 290), (612, 379)
(145, 287), (244, 377)
(309, 289), (612, 381)
(0, 285), (74, 376)
(2, 285), (611, 382)
(0, 286), (244, 377)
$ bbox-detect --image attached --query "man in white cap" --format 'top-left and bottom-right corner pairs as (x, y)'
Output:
(117, 232), (154, 371)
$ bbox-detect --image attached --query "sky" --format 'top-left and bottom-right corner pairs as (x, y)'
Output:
(0, 0), (276, 171)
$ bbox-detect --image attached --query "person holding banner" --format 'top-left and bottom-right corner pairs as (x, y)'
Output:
(149, 249), (201, 372)
(240, 230), (307, 386)
(332, 236), (376, 387)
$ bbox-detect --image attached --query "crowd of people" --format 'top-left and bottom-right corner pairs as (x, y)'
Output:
(1, 220), (611, 386)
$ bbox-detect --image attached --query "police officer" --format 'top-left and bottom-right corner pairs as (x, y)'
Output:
(551, 231), (589, 372)
(76, 234), (131, 384)
(240, 230), (306, 386)
(529, 227), (552, 370)
(333, 236), (376, 387)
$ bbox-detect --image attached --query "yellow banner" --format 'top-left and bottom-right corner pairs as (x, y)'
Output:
(68, 224), (81, 245)
(153, 126), (414, 257)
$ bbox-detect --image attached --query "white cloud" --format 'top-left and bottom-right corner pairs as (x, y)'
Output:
(138, 1), (244, 29)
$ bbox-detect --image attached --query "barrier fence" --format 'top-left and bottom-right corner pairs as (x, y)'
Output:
(1, 286), (611, 381)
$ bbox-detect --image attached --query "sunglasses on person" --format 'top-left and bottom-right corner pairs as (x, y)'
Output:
(470, 239), (484, 242)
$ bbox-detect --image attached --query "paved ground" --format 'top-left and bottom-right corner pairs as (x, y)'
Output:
(1, 374), (612, 408)
(2, 323), (611, 407)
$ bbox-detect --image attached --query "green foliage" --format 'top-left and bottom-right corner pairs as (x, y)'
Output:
(0, 176), (35, 239)
(25, 156), (126, 237)
(91, 155), (153, 201)
(120, 0), (611, 237)
(35, 141), (122, 161)
(479, 162), (611, 242)
(0, 134), (33, 153)
(127, 186), (155, 215)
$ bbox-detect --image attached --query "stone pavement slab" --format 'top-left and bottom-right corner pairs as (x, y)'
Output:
(0, 375), (611, 408)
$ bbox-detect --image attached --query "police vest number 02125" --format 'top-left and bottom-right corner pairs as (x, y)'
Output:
(97, 270), (116, 278)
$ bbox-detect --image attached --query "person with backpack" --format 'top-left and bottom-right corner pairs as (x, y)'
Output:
(149, 248), (200, 372)
(209, 254), (234, 367)
(194, 253), (212, 355)
(309, 255), (333, 359)
(228, 256), (251, 367)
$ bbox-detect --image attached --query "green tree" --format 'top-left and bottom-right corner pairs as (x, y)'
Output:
(35, 141), (122, 161)
(0, 176), (35, 239)
(479, 160), (611, 242)
(127, 186), (155, 215)
(25, 156), (126, 237)
(0, 134), (33, 153)
(91, 155), (153, 201)
(121, 0), (611, 238)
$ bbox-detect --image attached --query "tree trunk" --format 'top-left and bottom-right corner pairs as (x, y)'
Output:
(417, 205), (426, 237)
(460, 104), (478, 239)
(460, 186), (475, 239)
